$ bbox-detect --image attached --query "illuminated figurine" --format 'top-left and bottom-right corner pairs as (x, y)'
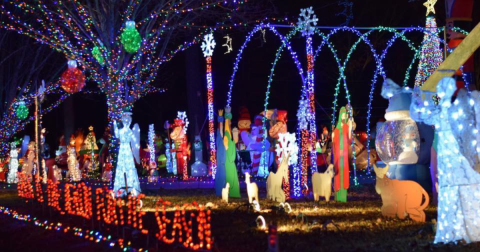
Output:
(236, 106), (252, 150)
(22, 141), (36, 177)
(191, 135), (207, 177)
(410, 77), (480, 243)
(66, 135), (81, 182)
(241, 114), (273, 177)
(113, 111), (141, 196)
(170, 116), (191, 180)
(7, 142), (19, 183)
(82, 126), (99, 176)
(332, 107), (353, 202)
(223, 106), (240, 198)
(376, 79), (433, 190)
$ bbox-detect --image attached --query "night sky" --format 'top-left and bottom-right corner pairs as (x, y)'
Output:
(11, 0), (477, 152)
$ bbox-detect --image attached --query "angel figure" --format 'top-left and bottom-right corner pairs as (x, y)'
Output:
(113, 111), (141, 196)
(66, 135), (81, 182)
(410, 77), (480, 244)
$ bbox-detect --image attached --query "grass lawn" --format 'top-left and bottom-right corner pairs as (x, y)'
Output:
(0, 183), (479, 251)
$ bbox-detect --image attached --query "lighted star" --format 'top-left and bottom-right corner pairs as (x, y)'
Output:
(423, 0), (437, 16)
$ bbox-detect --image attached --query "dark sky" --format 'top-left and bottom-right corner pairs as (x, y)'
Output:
(13, 0), (475, 151)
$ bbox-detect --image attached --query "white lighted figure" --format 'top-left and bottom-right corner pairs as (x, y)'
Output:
(113, 111), (141, 196)
(222, 182), (230, 204)
(267, 132), (298, 202)
(410, 77), (480, 243)
(312, 164), (334, 202)
(266, 153), (289, 203)
(7, 142), (18, 183)
(66, 135), (81, 182)
(245, 172), (258, 204)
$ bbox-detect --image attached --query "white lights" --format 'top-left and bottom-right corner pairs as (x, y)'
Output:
(7, 142), (18, 184)
(297, 7), (318, 37)
(201, 33), (216, 57)
(410, 77), (480, 244)
(113, 112), (141, 196)
(148, 124), (156, 167)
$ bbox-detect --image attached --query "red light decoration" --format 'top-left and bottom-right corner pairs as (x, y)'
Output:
(60, 60), (86, 94)
(47, 180), (61, 211)
(17, 172), (34, 202)
(16, 179), (213, 251)
(155, 199), (212, 250)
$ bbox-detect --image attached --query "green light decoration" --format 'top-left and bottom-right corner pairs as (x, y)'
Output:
(414, 15), (443, 87)
(16, 101), (28, 120)
(92, 46), (105, 66)
(120, 21), (142, 53)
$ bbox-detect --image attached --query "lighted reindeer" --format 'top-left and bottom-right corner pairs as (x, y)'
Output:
(312, 164), (334, 202)
(266, 153), (289, 203)
(267, 132), (298, 203)
(373, 163), (429, 222)
(245, 172), (258, 204)
(222, 183), (230, 204)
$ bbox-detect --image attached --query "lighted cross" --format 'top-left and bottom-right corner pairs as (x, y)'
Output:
(423, 0), (437, 16)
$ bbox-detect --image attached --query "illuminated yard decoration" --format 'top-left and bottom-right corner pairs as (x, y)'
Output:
(113, 111), (141, 196)
(15, 179), (212, 251)
(411, 77), (480, 243)
(120, 21), (142, 54)
(223, 20), (469, 199)
(148, 124), (156, 167)
(414, 4), (442, 87)
(201, 33), (217, 178)
(15, 101), (28, 121)
(298, 7), (319, 173)
(7, 142), (18, 184)
(60, 60), (86, 94)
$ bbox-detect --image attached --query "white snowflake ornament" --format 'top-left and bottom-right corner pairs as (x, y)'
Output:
(297, 7), (318, 37)
(276, 132), (299, 166)
(201, 33), (216, 57)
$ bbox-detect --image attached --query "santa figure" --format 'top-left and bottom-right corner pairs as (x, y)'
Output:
(236, 106), (252, 150)
(170, 118), (191, 180)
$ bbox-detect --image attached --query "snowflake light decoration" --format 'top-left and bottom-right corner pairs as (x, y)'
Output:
(276, 132), (299, 166)
(177, 111), (189, 132)
(201, 33), (216, 57)
(297, 7), (318, 37)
